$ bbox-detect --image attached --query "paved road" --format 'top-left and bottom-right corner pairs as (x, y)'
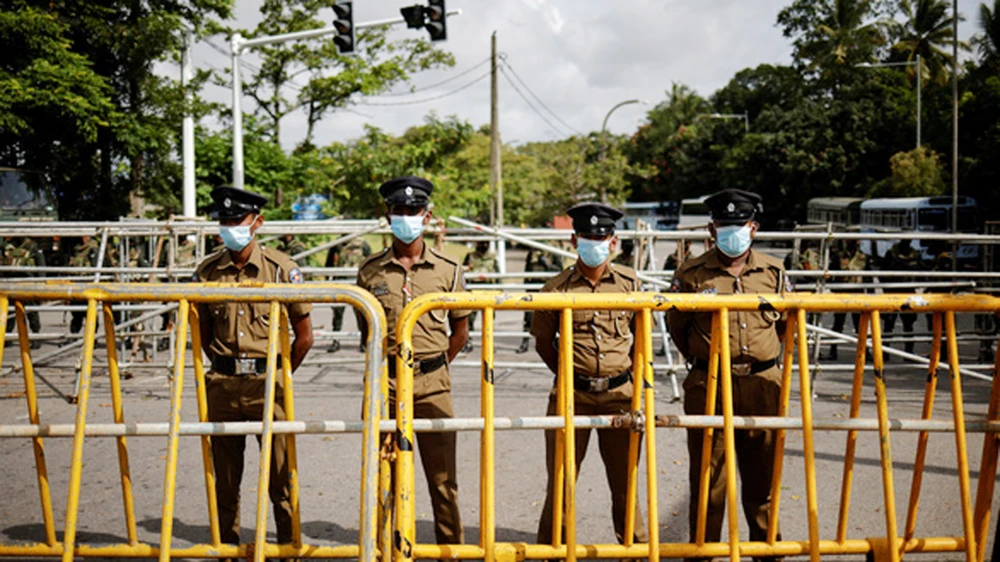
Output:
(1, 300), (998, 561)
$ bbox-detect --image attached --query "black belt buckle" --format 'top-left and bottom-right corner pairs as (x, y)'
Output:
(235, 358), (258, 376)
(731, 363), (752, 376)
(587, 377), (610, 392)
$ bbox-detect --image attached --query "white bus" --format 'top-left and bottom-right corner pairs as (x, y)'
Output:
(806, 197), (863, 228)
(859, 196), (979, 260)
(677, 195), (711, 230)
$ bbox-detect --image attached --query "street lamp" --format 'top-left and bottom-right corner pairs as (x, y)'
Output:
(598, 98), (649, 202)
(697, 112), (749, 133)
(855, 54), (922, 149)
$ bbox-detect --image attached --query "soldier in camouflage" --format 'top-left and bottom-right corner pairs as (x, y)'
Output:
(325, 237), (372, 352)
(461, 241), (499, 353)
(4, 237), (44, 346)
(519, 248), (561, 354)
(277, 234), (308, 265)
(69, 236), (101, 334)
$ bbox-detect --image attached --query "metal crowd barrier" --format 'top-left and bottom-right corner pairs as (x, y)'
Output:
(0, 282), (387, 562)
(393, 292), (1000, 562)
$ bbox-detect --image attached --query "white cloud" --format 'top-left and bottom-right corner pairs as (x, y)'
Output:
(185, 0), (984, 151)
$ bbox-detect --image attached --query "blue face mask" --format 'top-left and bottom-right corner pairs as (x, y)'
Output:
(219, 225), (254, 251)
(390, 214), (425, 244)
(715, 224), (753, 257)
(576, 237), (612, 268)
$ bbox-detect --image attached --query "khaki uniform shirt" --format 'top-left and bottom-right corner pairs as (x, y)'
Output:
(194, 243), (312, 360)
(357, 244), (469, 360)
(667, 248), (788, 364)
(531, 263), (640, 378)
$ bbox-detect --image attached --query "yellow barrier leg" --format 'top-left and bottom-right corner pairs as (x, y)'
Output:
(188, 305), (221, 546)
(836, 312), (870, 543)
(253, 300), (283, 562)
(767, 312), (797, 544)
(14, 300), (57, 547)
(796, 309), (820, 562)
(61, 299), (99, 562)
(624, 309), (644, 546)
(640, 309), (660, 562)
(694, 312), (722, 547)
(717, 307), (740, 562)
(904, 313), (942, 543)
(551, 308), (568, 547)
(480, 307), (496, 562)
(103, 302), (138, 544)
(973, 332), (1000, 562)
(944, 311), (978, 562)
(158, 299), (189, 562)
(0, 297), (6, 372)
(378, 347), (392, 562)
(280, 310), (302, 549)
(870, 310), (901, 562)
(560, 308), (578, 562)
(395, 328), (417, 562)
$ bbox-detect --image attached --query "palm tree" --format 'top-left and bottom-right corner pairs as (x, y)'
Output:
(972, 0), (1000, 69)
(893, 0), (971, 86)
(807, 0), (887, 69)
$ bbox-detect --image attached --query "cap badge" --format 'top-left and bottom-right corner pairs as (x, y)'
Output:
(590, 215), (599, 225)
(223, 197), (232, 208)
(405, 186), (413, 196)
(727, 202), (735, 212)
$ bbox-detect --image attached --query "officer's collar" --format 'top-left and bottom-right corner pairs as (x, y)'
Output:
(214, 240), (264, 272)
(378, 240), (442, 268)
(567, 261), (619, 285)
(704, 247), (764, 273)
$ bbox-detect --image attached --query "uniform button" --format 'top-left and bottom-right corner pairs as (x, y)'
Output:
(241, 352), (247, 358)
(593, 312), (599, 317)
(239, 331), (245, 337)
(238, 310), (245, 316)
(600, 353), (606, 359)
(741, 322), (747, 329)
(742, 345), (748, 351)
(596, 334), (602, 341)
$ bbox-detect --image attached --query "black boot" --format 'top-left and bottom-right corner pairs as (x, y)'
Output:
(326, 339), (341, 353)
(823, 345), (838, 361)
(516, 338), (530, 354)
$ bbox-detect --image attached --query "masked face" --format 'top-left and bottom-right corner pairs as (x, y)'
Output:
(389, 213), (426, 244)
(219, 214), (260, 251)
(714, 223), (754, 258)
(576, 236), (613, 268)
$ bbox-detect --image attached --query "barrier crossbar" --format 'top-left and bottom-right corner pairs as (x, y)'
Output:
(0, 282), (387, 562)
(393, 292), (1000, 562)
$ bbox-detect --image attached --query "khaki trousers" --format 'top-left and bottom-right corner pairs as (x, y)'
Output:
(683, 367), (782, 548)
(387, 365), (463, 545)
(537, 381), (648, 545)
(206, 371), (294, 546)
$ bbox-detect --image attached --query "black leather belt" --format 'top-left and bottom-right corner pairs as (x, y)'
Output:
(388, 353), (448, 379)
(692, 358), (777, 376)
(212, 356), (281, 376)
(573, 368), (632, 393)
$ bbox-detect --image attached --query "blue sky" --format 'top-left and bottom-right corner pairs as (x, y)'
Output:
(188, 0), (986, 150)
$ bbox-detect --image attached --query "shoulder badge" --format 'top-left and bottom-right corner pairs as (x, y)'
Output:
(288, 267), (303, 284)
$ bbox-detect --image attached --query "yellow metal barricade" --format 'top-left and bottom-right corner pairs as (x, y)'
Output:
(393, 292), (1000, 562)
(0, 282), (387, 562)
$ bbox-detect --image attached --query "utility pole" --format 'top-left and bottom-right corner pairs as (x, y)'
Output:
(951, 0), (959, 236)
(489, 31), (505, 273)
(181, 32), (196, 217)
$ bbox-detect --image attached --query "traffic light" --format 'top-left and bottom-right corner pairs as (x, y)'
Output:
(399, 2), (447, 41)
(332, 1), (354, 54)
(425, 0), (446, 41)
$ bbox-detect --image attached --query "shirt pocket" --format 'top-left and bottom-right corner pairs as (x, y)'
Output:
(614, 310), (632, 338)
(428, 309), (448, 324)
(572, 309), (594, 332)
(208, 303), (230, 331)
(376, 293), (402, 326)
(250, 302), (273, 339)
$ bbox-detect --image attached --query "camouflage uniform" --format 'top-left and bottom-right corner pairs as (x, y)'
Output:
(461, 244), (499, 348)
(69, 238), (101, 334)
(826, 243), (869, 360)
(325, 237), (372, 352)
(277, 237), (308, 265)
(4, 238), (44, 340)
(882, 240), (922, 354)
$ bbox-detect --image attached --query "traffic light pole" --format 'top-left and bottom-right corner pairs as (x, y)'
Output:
(229, 10), (461, 188)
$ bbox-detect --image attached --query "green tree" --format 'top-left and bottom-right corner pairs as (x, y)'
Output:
(238, 0), (455, 148)
(973, 0), (1000, 70)
(868, 146), (946, 195)
(892, 0), (969, 86)
(778, 0), (888, 79)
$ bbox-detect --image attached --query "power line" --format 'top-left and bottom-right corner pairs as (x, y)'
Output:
(368, 57), (492, 97)
(355, 70), (490, 106)
(498, 66), (568, 136)
(501, 58), (582, 135)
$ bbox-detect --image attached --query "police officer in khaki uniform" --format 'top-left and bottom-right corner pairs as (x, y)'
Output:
(667, 189), (788, 562)
(356, 176), (469, 545)
(194, 186), (314, 558)
(532, 202), (648, 546)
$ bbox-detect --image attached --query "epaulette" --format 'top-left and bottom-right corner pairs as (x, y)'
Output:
(429, 246), (461, 267)
(261, 245), (293, 268)
(358, 247), (391, 272)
